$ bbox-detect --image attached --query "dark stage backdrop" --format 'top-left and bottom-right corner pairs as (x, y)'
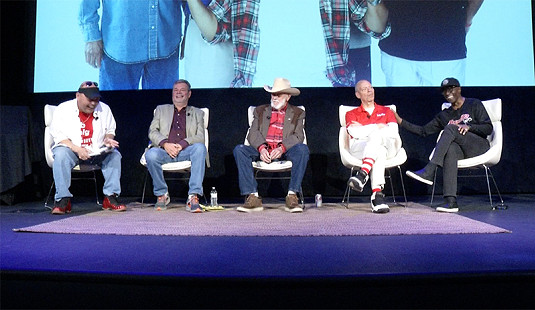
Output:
(2, 1), (535, 199)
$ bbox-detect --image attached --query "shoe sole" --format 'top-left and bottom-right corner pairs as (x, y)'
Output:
(103, 208), (127, 212)
(284, 206), (303, 213)
(187, 208), (204, 213)
(347, 177), (368, 193)
(372, 206), (390, 213)
(436, 207), (459, 213)
(111, 208), (126, 212)
(406, 171), (433, 185)
(237, 206), (264, 213)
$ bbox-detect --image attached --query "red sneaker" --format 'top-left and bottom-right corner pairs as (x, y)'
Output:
(103, 194), (126, 212)
(51, 197), (71, 215)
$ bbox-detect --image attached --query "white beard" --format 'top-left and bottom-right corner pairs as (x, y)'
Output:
(271, 99), (287, 110)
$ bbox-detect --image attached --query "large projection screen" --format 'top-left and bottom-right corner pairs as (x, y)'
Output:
(34, 0), (534, 92)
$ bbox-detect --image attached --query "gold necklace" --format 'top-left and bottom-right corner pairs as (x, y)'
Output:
(80, 114), (92, 123)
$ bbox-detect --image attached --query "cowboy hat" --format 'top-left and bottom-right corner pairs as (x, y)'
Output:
(263, 78), (300, 96)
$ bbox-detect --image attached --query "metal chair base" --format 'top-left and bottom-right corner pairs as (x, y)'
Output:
(140, 170), (208, 205)
(44, 170), (101, 209)
(430, 165), (507, 210)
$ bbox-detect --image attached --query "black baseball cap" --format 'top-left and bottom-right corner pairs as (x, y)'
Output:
(78, 86), (101, 100)
(440, 77), (460, 90)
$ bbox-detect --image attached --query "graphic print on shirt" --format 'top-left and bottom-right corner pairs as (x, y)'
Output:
(79, 112), (94, 148)
(448, 114), (473, 126)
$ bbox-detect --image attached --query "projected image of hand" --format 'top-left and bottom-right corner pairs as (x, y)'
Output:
(85, 40), (103, 68)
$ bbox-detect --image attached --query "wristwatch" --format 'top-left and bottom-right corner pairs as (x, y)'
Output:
(367, 0), (382, 6)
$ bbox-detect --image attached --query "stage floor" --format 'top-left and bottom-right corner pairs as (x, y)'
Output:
(2, 194), (535, 308)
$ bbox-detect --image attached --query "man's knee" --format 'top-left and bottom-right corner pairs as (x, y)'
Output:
(290, 144), (310, 159)
(144, 148), (160, 163)
(444, 124), (458, 135)
(106, 150), (122, 165)
(189, 143), (207, 156)
(53, 146), (76, 163)
(367, 130), (383, 141)
(233, 144), (249, 158)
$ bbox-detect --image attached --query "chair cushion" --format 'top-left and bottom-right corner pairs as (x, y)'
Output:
(139, 152), (192, 171)
(252, 160), (293, 172)
(162, 161), (192, 171)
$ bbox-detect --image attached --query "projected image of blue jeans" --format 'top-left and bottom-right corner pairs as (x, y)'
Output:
(79, 0), (182, 90)
(99, 51), (179, 91)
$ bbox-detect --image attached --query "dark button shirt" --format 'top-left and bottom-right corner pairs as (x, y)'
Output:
(160, 106), (189, 149)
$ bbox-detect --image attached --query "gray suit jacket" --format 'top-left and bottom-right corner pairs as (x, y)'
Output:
(247, 104), (305, 151)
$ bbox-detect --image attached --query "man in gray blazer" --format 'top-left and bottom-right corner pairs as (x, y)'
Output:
(145, 79), (207, 213)
(233, 78), (309, 213)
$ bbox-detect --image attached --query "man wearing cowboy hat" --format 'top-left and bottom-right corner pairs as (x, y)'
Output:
(233, 78), (309, 213)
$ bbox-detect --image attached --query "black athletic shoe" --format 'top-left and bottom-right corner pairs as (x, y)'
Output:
(371, 191), (390, 214)
(406, 164), (436, 185)
(436, 197), (459, 213)
(348, 170), (369, 192)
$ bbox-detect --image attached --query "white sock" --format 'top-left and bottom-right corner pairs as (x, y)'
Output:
(288, 190), (296, 196)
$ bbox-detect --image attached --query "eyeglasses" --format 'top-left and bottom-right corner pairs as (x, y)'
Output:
(83, 81), (98, 87)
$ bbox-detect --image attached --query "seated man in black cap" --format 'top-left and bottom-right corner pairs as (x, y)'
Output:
(49, 81), (126, 214)
(391, 77), (493, 213)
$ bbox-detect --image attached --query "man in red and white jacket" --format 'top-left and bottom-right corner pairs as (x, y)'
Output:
(346, 80), (402, 213)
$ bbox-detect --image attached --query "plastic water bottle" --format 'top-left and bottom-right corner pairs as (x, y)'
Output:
(210, 187), (218, 207)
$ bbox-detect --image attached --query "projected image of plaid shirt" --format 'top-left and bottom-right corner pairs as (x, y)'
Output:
(205, 0), (390, 87)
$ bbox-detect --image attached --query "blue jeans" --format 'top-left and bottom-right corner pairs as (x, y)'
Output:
(145, 143), (206, 197)
(233, 143), (309, 196)
(52, 146), (122, 201)
(99, 51), (179, 90)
